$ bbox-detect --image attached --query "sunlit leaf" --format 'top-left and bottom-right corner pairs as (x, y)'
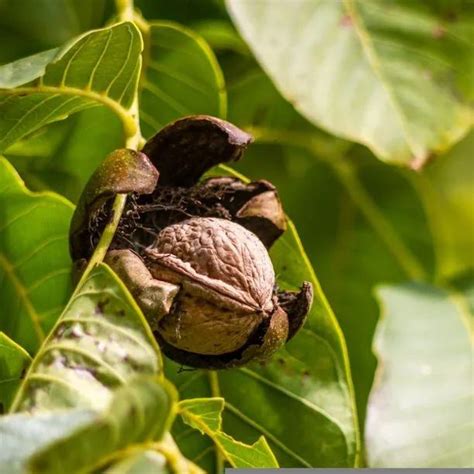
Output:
(366, 281), (474, 467)
(0, 409), (95, 474)
(413, 132), (474, 280)
(0, 332), (31, 412)
(103, 450), (171, 474)
(6, 107), (124, 203)
(179, 397), (278, 468)
(29, 377), (176, 474)
(10, 264), (162, 413)
(0, 377), (177, 474)
(0, 157), (74, 353)
(226, 0), (473, 166)
(0, 22), (142, 153)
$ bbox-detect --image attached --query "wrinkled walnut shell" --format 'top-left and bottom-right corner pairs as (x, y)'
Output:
(69, 115), (313, 369)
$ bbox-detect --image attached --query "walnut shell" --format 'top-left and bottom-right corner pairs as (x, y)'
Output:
(69, 115), (313, 369)
(145, 217), (276, 355)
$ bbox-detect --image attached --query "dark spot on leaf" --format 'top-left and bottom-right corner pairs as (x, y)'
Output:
(95, 298), (109, 314)
(443, 10), (458, 22)
(117, 309), (125, 317)
(20, 368), (27, 379)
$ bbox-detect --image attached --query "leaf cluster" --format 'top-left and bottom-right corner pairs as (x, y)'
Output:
(0, 0), (472, 471)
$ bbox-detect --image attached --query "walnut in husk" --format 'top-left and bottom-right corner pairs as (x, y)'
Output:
(70, 115), (312, 369)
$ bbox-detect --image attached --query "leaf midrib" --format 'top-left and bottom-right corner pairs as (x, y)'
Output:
(0, 85), (136, 137)
(342, 0), (419, 159)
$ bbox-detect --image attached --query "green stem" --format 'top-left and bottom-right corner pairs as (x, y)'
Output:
(115, 0), (134, 22)
(207, 371), (224, 474)
(331, 160), (426, 281)
(76, 193), (128, 288)
(114, 0), (144, 149)
(73, 0), (142, 281)
(155, 434), (203, 474)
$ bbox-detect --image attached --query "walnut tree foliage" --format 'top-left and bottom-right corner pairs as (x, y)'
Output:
(0, 0), (472, 471)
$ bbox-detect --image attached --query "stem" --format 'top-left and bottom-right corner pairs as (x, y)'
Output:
(77, 193), (128, 288)
(3, 87), (138, 141)
(207, 371), (224, 474)
(133, 10), (151, 89)
(75, 0), (141, 284)
(154, 434), (203, 474)
(10, 193), (129, 411)
(113, 0), (144, 150)
(115, 0), (134, 22)
(331, 160), (426, 280)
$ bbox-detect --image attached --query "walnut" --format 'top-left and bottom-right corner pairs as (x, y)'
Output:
(70, 115), (313, 369)
(146, 217), (276, 355)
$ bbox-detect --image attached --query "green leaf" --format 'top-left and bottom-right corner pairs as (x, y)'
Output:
(5, 106), (124, 203)
(232, 141), (435, 429)
(226, 0), (473, 166)
(29, 377), (177, 474)
(0, 48), (60, 89)
(0, 409), (95, 474)
(0, 21), (142, 153)
(0, 157), (74, 353)
(179, 398), (278, 468)
(224, 55), (435, 431)
(139, 21), (226, 138)
(0, 377), (177, 474)
(0, 0), (110, 64)
(167, 205), (360, 467)
(228, 69), (345, 151)
(366, 282), (473, 467)
(10, 264), (162, 413)
(0, 332), (31, 412)
(103, 450), (171, 474)
(414, 131), (474, 280)
(194, 20), (250, 55)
